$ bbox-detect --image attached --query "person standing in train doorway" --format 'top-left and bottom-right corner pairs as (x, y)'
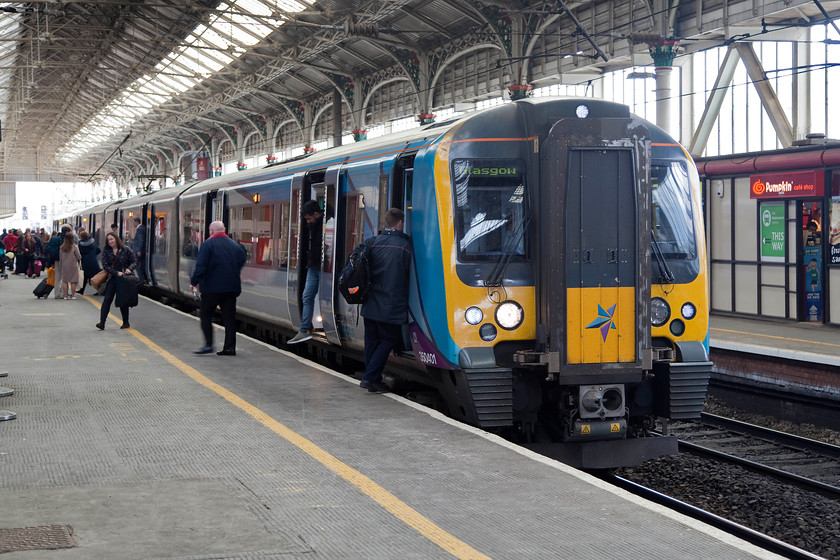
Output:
(190, 221), (247, 356)
(288, 200), (324, 345)
(360, 208), (412, 393)
(132, 217), (147, 284)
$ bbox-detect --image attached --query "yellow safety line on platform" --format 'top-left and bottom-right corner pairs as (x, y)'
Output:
(711, 327), (840, 349)
(87, 297), (491, 560)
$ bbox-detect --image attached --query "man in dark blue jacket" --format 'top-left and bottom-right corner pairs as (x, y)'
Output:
(360, 208), (412, 393)
(190, 221), (247, 356)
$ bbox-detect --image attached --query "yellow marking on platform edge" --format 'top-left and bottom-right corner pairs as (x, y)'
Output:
(84, 295), (491, 560)
(711, 327), (840, 349)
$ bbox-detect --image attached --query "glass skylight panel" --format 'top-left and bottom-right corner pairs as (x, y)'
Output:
(59, 0), (313, 164)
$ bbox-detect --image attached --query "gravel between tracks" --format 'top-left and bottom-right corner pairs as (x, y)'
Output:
(616, 397), (840, 559)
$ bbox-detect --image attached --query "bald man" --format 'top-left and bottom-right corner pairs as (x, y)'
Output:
(190, 221), (247, 356)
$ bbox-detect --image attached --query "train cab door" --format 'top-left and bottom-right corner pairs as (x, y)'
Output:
(319, 166), (342, 345)
(540, 118), (650, 374)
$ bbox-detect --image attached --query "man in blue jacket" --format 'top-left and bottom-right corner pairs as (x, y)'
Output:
(190, 221), (247, 356)
(360, 208), (412, 393)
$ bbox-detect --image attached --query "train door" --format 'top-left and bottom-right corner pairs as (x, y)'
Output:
(391, 154), (415, 352)
(319, 166), (342, 345)
(287, 173), (304, 324)
(798, 199), (824, 322)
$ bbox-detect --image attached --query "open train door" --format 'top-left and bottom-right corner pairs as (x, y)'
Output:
(534, 116), (651, 378)
(319, 165), (342, 345)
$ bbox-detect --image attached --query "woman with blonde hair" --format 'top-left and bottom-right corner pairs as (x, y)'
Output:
(58, 232), (81, 299)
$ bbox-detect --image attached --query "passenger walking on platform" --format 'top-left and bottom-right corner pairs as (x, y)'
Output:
(58, 233), (81, 299)
(360, 208), (412, 393)
(132, 217), (147, 283)
(190, 220), (246, 356)
(77, 230), (101, 296)
(96, 232), (136, 330)
(288, 200), (324, 345)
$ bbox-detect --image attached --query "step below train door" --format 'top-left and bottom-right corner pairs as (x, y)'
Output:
(540, 116), (651, 376)
(319, 165), (342, 345)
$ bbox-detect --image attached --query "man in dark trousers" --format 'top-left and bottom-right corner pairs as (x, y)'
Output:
(360, 208), (412, 393)
(190, 220), (247, 356)
(288, 200), (324, 344)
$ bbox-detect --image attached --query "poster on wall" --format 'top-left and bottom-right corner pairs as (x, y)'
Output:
(830, 196), (840, 264)
(760, 202), (785, 262)
(804, 244), (822, 322)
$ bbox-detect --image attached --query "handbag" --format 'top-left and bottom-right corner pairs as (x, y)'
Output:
(90, 269), (109, 289)
(115, 273), (140, 308)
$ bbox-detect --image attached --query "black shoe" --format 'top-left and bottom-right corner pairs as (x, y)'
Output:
(216, 349), (236, 356)
(77, 290), (85, 295)
(366, 381), (389, 393)
(120, 323), (130, 329)
(194, 345), (213, 354)
(95, 323), (105, 330)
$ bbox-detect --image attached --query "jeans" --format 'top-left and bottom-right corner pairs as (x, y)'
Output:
(299, 267), (320, 332)
(362, 318), (403, 385)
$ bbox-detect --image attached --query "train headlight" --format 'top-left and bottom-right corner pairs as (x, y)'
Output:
(681, 302), (696, 320)
(651, 297), (670, 327)
(465, 307), (483, 325)
(495, 301), (523, 330)
(575, 104), (589, 118)
(479, 323), (497, 341)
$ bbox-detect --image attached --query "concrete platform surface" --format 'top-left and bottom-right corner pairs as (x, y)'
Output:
(0, 275), (781, 559)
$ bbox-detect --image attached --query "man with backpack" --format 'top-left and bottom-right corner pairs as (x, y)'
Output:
(358, 208), (412, 393)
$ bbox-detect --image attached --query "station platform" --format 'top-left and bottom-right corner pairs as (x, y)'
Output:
(0, 275), (780, 560)
(709, 315), (840, 400)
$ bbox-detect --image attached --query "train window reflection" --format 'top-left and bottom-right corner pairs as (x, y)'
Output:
(651, 161), (696, 260)
(452, 159), (527, 261)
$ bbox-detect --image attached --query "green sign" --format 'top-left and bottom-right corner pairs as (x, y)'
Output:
(760, 203), (785, 261)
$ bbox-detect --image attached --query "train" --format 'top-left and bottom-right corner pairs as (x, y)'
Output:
(63, 97), (712, 469)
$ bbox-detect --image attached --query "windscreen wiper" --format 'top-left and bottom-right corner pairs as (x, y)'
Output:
(650, 229), (675, 284)
(486, 212), (531, 287)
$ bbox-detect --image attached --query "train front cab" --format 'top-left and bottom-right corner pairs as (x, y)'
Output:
(418, 100), (713, 469)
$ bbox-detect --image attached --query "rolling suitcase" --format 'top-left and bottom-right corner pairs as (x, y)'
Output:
(33, 278), (53, 299)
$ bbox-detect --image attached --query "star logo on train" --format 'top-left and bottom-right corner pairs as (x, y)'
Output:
(586, 304), (616, 342)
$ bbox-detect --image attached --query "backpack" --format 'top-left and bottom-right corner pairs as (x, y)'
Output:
(338, 240), (372, 304)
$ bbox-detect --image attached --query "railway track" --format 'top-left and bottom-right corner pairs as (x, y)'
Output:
(606, 474), (824, 560)
(670, 412), (840, 495)
(615, 413), (840, 558)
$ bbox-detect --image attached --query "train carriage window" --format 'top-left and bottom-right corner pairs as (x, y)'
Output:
(182, 210), (200, 257)
(229, 206), (254, 264)
(452, 159), (527, 261)
(278, 201), (290, 269)
(256, 203), (275, 266)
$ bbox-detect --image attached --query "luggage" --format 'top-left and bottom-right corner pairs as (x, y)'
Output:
(46, 266), (55, 287)
(33, 278), (53, 299)
(338, 240), (373, 304)
(29, 258), (43, 277)
(115, 274), (140, 308)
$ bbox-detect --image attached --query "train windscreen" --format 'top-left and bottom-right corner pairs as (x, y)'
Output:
(651, 161), (699, 283)
(452, 159), (527, 261)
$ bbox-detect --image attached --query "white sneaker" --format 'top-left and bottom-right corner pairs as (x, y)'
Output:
(69, 296), (76, 300)
(287, 331), (312, 345)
